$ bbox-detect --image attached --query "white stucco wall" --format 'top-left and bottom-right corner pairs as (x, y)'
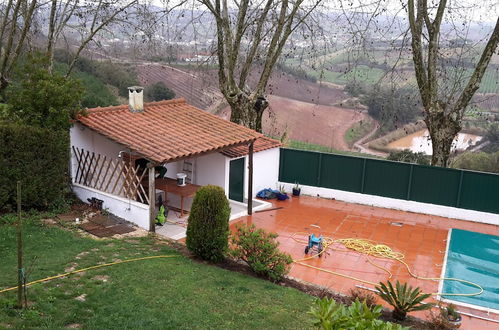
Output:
(278, 182), (499, 225)
(70, 123), (125, 180)
(253, 148), (280, 195)
(70, 124), (151, 228)
(73, 184), (150, 229)
(195, 152), (228, 189)
(224, 147), (280, 200)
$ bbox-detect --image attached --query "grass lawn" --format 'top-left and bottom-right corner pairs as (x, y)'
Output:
(0, 213), (314, 329)
(344, 118), (376, 148)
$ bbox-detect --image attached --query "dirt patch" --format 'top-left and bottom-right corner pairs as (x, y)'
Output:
(65, 324), (82, 328)
(65, 263), (78, 272)
(41, 218), (57, 226)
(74, 294), (87, 302)
(57, 214), (80, 223)
(380, 311), (430, 329)
(92, 275), (109, 282)
(220, 95), (366, 151)
(268, 96), (366, 150)
(75, 251), (90, 259)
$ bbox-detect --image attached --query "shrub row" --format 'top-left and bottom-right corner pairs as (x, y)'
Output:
(0, 123), (69, 211)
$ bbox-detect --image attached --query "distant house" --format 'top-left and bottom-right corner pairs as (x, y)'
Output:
(70, 86), (280, 231)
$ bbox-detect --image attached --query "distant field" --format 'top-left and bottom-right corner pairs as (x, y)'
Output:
(219, 95), (367, 151)
(477, 69), (499, 93)
(287, 47), (499, 95)
(223, 95), (366, 151)
(309, 65), (385, 85)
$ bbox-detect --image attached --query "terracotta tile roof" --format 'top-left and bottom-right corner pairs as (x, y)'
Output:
(78, 98), (262, 163)
(221, 136), (282, 158)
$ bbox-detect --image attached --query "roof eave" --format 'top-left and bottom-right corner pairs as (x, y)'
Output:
(159, 136), (260, 164)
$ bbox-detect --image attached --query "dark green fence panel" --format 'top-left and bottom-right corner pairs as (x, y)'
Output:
(459, 171), (499, 214)
(410, 165), (461, 206)
(278, 148), (499, 214)
(319, 154), (363, 192)
(363, 159), (411, 199)
(279, 149), (320, 186)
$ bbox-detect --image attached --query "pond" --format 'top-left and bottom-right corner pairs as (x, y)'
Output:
(387, 129), (482, 155)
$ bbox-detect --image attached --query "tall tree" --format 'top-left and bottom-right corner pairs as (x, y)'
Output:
(0, 0), (140, 89)
(4, 54), (83, 131)
(44, 0), (139, 75)
(407, 0), (499, 167)
(200, 0), (323, 132)
(0, 0), (37, 91)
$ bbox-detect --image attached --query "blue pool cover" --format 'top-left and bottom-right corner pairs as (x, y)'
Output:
(442, 228), (499, 311)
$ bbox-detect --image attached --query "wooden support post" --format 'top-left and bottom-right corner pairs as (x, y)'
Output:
(16, 181), (23, 309)
(148, 165), (156, 233)
(248, 141), (254, 215)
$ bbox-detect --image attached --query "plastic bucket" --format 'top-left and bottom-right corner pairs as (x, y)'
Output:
(177, 173), (187, 186)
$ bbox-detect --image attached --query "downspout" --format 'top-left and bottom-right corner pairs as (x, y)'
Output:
(148, 163), (156, 232)
(247, 141), (254, 215)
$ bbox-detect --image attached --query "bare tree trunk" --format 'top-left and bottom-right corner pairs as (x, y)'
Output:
(424, 104), (461, 167)
(46, 0), (58, 73)
(407, 0), (499, 167)
(201, 0), (321, 132)
(228, 94), (269, 132)
(0, 0), (37, 92)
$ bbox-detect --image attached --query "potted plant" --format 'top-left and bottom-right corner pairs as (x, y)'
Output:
(276, 185), (289, 201)
(292, 182), (301, 196)
(442, 304), (462, 328)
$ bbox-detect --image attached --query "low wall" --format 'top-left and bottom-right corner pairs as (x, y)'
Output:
(73, 183), (150, 229)
(278, 182), (499, 225)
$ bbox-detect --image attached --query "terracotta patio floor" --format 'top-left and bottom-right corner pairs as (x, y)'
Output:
(230, 195), (499, 329)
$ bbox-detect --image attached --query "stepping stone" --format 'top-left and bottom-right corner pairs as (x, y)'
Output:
(109, 224), (135, 235)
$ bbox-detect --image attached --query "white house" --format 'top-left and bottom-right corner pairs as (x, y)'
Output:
(70, 86), (280, 232)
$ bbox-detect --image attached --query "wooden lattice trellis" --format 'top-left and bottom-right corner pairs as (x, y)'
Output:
(72, 147), (149, 204)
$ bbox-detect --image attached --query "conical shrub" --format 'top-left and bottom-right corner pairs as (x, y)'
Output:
(186, 185), (230, 261)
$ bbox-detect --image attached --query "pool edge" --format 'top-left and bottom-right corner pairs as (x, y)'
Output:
(437, 228), (499, 316)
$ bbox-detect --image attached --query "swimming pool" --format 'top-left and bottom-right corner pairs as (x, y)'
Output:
(440, 228), (499, 312)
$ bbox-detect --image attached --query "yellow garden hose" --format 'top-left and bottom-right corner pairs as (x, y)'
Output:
(0, 255), (177, 294)
(291, 232), (483, 297)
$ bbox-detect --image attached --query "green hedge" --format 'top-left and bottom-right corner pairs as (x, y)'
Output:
(0, 123), (69, 211)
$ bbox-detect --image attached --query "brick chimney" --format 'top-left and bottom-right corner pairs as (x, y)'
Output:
(128, 86), (144, 113)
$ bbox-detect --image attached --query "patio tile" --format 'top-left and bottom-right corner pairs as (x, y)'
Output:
(230, 195), (499, 327)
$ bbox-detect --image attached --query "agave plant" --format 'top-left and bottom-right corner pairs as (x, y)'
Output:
(375, 281), (433, 321)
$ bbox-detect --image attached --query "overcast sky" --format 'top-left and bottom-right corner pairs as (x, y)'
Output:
(152, 0), (498, 23)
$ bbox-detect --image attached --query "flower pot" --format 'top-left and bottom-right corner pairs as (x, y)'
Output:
(276, 192), (289, 201)
(292, 188), (301, 196)
(444, 316), (462, 328)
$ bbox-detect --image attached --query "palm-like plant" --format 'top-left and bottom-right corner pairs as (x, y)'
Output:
(375, 281), (433, 321)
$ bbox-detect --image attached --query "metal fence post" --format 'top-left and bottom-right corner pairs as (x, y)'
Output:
(456, 170), (464, 207)
(360, 158), (367, 193)
(406, 164), (414, 200)
(278, 148), (284, 182)
(317, 153), (323, 187)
